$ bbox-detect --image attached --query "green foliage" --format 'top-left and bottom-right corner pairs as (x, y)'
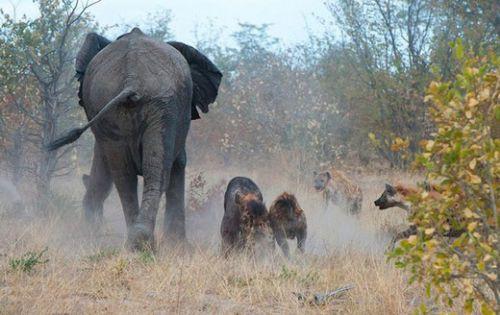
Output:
(389, 43), (499, 314)
(9, 247), (49, 273)
(319, 0), (499, 168)
(279, 265), (298, 280)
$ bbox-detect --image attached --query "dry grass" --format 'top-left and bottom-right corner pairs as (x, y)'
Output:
(0, 167), (444, 314)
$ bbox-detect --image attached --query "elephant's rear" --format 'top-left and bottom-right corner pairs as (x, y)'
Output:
(82, 28), (192, 139)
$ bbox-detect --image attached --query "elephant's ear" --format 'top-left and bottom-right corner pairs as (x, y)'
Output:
(75, 33), (111, 106)
(167, 41), (223, 120)
(75, 33), (111, 79)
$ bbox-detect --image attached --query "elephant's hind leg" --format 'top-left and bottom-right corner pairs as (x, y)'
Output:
(83, 142), (112, 226)
(164, 150), (187, 244)
(130, 123), (175, 251)
(101, 143), (141, 248)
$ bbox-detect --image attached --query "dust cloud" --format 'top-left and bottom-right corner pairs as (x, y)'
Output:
(0, 165), (396, 258)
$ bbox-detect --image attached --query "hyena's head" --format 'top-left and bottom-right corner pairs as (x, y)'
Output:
(237, 193), (274, 251)
(313, 171), (331, 192)
(374, 184), (408, 210)
(272, 192), (301, 219)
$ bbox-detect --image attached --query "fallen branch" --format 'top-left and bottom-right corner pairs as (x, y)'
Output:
(293, 284), (355, 305)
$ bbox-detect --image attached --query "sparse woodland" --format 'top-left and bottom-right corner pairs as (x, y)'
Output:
(0, 0), (498, 313)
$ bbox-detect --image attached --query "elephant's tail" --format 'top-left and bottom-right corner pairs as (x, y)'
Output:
(45, 88), (139, 151)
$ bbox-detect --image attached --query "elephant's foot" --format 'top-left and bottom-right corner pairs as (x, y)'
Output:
(127, 224), (155, 252)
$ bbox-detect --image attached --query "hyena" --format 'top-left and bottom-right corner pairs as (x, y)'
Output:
(313, 169), (363, 215)
(269, 192), (307, 257)
(374, 183), (464, 248)
(220, 177), (274, 257)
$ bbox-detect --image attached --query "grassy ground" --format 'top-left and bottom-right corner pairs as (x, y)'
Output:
(0, 167), (443, 314)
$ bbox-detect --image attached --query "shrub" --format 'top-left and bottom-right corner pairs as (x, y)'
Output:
(389, 43), (499, 314)
(10, 248), (49, 273)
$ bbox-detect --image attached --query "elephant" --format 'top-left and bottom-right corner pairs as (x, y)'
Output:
(46, 27), (222, 250)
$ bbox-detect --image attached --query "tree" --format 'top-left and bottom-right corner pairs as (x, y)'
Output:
(319, 0), (499, 169)
(320, 0), (435, 168)
(390, 43), (499, 314)
(187, 23), (333, 173)
(0, 0), (99, 213)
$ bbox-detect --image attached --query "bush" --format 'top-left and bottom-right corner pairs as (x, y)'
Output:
(10, 248), (49, 273)
(389, 43), (499, 314)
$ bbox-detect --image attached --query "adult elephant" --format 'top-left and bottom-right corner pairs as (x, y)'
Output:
(46, 28), (222, 250)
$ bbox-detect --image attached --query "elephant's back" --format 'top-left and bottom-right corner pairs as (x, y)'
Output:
(83, 29), (191, 115)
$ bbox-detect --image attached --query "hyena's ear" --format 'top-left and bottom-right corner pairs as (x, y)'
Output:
(385, 183), (396, 195)
(235, 192), (244, 205)
(326, 171), (332, 180)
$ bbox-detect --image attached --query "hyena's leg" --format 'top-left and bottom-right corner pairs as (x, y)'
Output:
(220, 214), (239, 257)
(296, 227), (307, 254)
(82, 142), (112, 226)
(274, 227), (290, 258)
(388, 225), (417, 251)
(322, 190), (330, 211)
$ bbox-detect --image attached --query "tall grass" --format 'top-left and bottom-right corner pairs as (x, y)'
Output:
(0, 167), (453, 314)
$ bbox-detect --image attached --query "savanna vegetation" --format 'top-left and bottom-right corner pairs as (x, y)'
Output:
(0, 0), (498, 313)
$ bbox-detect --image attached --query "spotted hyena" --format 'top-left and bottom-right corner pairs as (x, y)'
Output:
(313, 169), (363, 215)
(374, 183), (463, 248)
(374, 183), (414, 211)
(220, 177), (274, 257)
(269, 192), (307, 257)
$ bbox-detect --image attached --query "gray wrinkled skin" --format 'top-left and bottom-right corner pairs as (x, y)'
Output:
(73, 28), (221, 251)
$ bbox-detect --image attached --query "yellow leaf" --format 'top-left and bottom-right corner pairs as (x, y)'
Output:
(486, 273), (497, 281)
(470, 174), (481, 184)
(424, 228), (435, 235)
(467, 222), (478, 232)
(464, 208), (475, 218)
(425, 140), (434, 151)
(478, 88), (490, 101)
(468, 98), (479, 107)
(465, 111), (472, 119)
(408, 235), (418, 245)
(469, 159), (477, 170)
(481, 303), (495, 315)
